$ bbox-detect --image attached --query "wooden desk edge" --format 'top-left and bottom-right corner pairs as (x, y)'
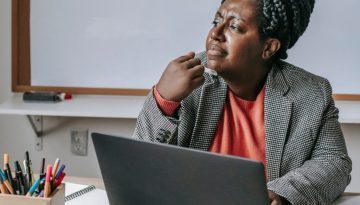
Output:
(342, 192), (360, 196)
(64, 176), (360, 197)
(64, 176), (105, 190)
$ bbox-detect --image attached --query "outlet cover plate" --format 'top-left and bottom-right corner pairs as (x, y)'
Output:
(71, 129), (88, 156)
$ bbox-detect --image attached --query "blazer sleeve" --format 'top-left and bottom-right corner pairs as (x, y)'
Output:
(267, 79), (352, 205)
(132, 88), (180, 144)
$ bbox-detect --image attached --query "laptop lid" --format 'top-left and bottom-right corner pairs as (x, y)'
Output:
(92, 133), (269, 205)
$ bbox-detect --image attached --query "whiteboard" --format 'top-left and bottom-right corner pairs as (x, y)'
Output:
(30, 0), (219, 89)
(287, 0), (360, 94)
(30, 0), (360, 94)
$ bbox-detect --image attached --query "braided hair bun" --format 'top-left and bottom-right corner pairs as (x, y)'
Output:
(261, 0), (315, 59)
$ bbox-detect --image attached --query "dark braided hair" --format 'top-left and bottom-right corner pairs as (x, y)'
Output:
(221, 0), (315, 60)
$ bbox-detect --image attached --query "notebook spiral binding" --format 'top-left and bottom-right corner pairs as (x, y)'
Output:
(64, 185), (96, 202)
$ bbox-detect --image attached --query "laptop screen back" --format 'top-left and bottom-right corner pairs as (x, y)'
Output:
(92, 133), (269, 205)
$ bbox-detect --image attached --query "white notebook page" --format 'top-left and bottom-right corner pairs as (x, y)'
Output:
(65, 182), (109, 205)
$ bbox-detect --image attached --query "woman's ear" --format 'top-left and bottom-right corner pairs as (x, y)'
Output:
(262, 38), (281, 60)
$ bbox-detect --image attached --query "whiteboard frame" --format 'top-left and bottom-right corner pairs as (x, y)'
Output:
(11, 0), (359, 100)
(12, 0), (149, 96)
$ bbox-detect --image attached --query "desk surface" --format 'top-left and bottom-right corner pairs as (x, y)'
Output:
(64, 176), (105, 189)
(65, 176), (360, 204)
(333, 193), (360, 205)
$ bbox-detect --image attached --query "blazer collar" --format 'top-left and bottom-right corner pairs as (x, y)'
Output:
(266, 61), (290, 97)
(188, 52), (228, 150)
(264, 61), (293, 180)
(189, 75), (227, 151)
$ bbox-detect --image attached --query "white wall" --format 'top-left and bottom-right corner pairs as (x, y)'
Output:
(341, 124), (360, 192)
(1, 0), (359, 192)
(0, 0), (11, 104)
(0, 0), (136, 178)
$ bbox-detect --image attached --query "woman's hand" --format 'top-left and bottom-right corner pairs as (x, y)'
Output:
(156, 52), (205, 102)
(268, 191), (291, 205)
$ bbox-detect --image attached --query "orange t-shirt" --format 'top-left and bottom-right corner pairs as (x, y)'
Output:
(154, 86), (266, 168)
(209, 87), (266, 168)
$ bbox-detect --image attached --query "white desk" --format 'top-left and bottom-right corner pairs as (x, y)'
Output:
(66, 177), (360, 205)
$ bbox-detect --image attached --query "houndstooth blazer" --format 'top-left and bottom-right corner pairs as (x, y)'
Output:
(133, 52), (352, 205)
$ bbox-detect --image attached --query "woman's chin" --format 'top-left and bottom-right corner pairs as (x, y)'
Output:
(206, 61), (221, 71)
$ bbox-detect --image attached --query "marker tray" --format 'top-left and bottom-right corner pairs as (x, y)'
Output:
(0, 183), (65, 205)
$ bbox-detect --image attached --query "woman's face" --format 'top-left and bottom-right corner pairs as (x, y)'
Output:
(206, 0), (266, 79)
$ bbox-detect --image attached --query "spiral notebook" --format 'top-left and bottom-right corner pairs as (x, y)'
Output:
(64, 182), (109, 205)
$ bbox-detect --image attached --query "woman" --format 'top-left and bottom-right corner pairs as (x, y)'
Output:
(133, 0), (352, 204)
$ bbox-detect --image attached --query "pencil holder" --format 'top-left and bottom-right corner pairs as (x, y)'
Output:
(0, 183), (65, 205)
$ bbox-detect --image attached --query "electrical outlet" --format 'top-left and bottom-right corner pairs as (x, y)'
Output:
(71, 129), (88, 156)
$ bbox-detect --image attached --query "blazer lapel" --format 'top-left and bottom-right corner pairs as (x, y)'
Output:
(189, 76), (227, 151)
(264, 63), (292, 181)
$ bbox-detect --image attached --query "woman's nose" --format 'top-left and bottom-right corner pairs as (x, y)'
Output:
(210, 24), (226, 42)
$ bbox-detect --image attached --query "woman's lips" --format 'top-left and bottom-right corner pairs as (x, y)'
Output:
(207, 44), (227, 56)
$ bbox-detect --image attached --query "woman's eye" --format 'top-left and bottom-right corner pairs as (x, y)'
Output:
(230, 24), (242, 32)
(212, 19), (222, 26)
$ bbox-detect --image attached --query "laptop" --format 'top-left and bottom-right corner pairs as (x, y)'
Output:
(91, 133), (269, 205)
